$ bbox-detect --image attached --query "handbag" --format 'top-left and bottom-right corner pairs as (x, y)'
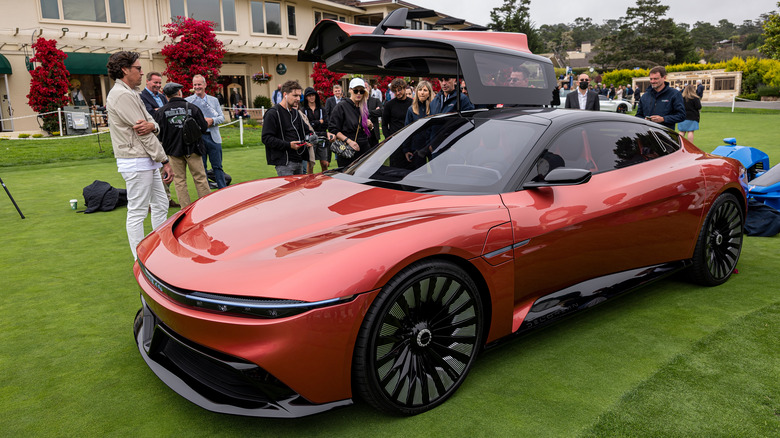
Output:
(330, 124), (360, 159)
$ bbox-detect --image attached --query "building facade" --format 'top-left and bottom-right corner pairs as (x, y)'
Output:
(1, 0), (475, 132)
(632, 69), (743, 102)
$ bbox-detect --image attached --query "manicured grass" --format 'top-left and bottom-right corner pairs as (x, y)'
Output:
(582, 302), (780, 437)
(1, 109), (778, 436)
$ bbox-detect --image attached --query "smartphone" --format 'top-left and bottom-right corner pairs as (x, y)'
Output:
(645, 116), (652, 120)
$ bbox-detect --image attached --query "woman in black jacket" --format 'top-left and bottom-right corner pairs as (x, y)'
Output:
(328, 78), (375, 168)
(678, 84), (702, 142)
(302, 87), (329, 172)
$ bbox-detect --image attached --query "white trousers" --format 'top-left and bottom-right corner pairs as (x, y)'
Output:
(121, 168), (168, 259)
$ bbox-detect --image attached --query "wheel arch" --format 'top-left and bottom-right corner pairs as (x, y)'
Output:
(368, 253), (495, 348)
(722, 187), (747, 217)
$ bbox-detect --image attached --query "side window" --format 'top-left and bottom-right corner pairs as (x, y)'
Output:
(530, 122), (679, 182)
(474, 52), (549, 89)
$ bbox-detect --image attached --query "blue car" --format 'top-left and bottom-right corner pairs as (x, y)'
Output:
(712, 138), (780, 210)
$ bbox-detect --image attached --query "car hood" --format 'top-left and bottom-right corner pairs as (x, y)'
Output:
(138, 174), (508, 300)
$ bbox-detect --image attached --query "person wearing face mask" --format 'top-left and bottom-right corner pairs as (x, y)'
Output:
(564, 73), (600, 111)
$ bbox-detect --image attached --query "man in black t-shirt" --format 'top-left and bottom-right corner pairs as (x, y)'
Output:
(382, 78), (413, 167)
(382, 78), (412, 138)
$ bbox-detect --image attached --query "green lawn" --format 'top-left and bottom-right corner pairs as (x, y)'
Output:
(1, 110), (779, 436)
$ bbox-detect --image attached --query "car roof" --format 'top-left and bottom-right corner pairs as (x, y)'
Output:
(299, 8), (556, 107)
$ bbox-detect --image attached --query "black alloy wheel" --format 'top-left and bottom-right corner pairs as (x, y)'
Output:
(617, 104), (628, 113)
(352, 260), (484, 415)
(690, 193), (744, 286)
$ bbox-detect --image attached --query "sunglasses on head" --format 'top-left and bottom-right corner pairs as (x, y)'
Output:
(352, 89), (366, 94)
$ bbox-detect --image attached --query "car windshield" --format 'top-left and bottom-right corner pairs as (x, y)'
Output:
(334, 116), (544, 193)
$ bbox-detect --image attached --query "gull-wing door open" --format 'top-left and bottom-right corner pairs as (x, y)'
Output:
(298, 8), (556, 107)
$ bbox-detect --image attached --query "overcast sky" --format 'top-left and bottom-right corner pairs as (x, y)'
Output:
(413, 0), (777, 28)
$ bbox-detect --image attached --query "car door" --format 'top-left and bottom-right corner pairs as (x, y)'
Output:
(500, 121), (707, 326)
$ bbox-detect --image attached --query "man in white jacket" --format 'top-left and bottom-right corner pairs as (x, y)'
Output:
(105, 51), (173, 260)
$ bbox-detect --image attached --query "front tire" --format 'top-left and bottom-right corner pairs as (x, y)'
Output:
(352, 260), (484, 415)
(689, 193), (744, 286)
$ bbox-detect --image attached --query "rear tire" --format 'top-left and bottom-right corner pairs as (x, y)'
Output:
(689, 193), (744, 286)
(617, 104), (627, 113)
(352, 260), (484, 415)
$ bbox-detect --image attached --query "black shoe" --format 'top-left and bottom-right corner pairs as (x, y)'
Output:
(169, 200), (181, 208)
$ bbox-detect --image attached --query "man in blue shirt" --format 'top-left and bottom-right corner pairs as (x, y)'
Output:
(272, 84), (283, 105)
(139, 71), (177, 206)
(186, 74), (227, 189)
(635, 66), (686, 130)
(430, 78), (474, 115)
(139, 72), (167, 115)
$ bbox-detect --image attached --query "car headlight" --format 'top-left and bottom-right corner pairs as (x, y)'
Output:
(138, 261), (354, 319)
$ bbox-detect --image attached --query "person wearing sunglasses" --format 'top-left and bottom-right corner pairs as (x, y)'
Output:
(105, 51), (173, 260)
(564, 73), (600, 111)
(328, 78), (376, 167)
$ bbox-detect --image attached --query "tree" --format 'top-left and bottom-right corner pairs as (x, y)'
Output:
(570, 17), (604, 47)
(488, 0), (544, 53)
(161, 17), (226, 95)
(26, 37), (70, 133)
(691, 21), (721, 50)
(760, 3), (780, 59)
(593, 0), (695, 68)
(310, 62), (345, 100)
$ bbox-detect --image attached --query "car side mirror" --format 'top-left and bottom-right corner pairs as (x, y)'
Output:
(523, 168), (592, 189)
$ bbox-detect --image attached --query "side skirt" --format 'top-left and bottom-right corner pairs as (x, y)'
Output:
(487, 260), (690, 348)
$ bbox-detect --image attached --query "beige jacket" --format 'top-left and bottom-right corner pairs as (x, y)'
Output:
(106, 79), (166, 162)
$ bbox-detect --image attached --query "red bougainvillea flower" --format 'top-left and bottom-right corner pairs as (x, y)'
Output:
(161, 17), (226, 96)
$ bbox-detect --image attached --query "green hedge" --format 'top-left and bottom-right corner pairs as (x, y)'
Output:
(592, 57), (780, 95)
(253, 95), (272, 109)
(757, 85), (780, 97)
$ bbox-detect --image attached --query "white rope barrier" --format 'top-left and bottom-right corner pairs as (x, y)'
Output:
(1, 129), (110, 141)
(1, 114), (245, 141)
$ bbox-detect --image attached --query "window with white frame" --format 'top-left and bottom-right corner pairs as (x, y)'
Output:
(40, 0), (126, 23)
(314, 11), (346, 25)
(251, 1), (286, 35)
(169, 0), (236, 32)
(287, 5), (296, 36)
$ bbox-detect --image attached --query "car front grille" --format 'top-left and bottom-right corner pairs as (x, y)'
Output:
(142, 306), (298, 410)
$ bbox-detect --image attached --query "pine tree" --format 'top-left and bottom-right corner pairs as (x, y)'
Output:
(760, 3), (780, 59)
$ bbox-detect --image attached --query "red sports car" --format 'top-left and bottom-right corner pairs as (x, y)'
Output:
(133, 9), (746, 418)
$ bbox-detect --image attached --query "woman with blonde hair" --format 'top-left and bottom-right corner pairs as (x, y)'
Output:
(405, 80), (433, 125)
(678, 84), (702, 142)
(402, 80), (434, 168)
(329, 77), (375, 167)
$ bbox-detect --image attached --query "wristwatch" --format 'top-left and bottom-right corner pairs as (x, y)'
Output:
(161, 159), (169, 165)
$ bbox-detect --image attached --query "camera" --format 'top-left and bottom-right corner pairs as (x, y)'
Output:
(304, 133), (319, 144)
